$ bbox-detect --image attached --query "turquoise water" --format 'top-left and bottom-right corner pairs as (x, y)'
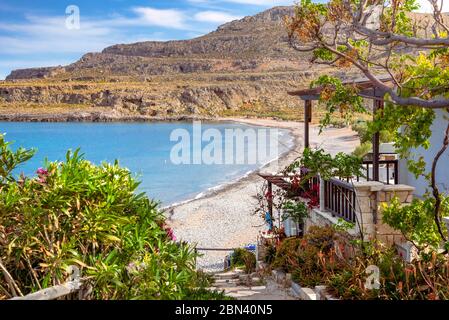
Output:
(1, 121), (292, 205)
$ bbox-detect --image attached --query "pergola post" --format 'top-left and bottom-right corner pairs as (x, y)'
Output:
(372, 97), (383, 182)
(267, 181), (273, 220)
(304, 100), (312, 149)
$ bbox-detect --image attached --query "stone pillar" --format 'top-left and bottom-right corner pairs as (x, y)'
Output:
(352, 181), (384, 240)
(376, 184), (415, 246)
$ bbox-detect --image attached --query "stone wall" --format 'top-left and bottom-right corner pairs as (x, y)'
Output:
(375, 184), (415, 245)
(305, 180), (416, 250)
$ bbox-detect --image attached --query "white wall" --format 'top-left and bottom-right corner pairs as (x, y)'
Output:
(399, 109), (449, 197)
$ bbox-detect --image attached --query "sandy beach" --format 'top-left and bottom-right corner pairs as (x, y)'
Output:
(166, 118), (360, 271)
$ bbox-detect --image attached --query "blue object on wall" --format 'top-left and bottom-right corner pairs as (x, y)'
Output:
(245, 244), (256, 252)
(265, 211), (273, 231)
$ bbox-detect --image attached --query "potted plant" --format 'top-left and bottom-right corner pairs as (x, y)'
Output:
(282, 200), (309, 237)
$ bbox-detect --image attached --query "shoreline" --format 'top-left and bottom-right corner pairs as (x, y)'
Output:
(0, 112), (218, 123)
(167, 117), (359, 271)
(162, 117), (299, 212)
(166, 117), (307, 271)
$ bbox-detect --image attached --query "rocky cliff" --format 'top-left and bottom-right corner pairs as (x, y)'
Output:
(1, 6), (327, 120)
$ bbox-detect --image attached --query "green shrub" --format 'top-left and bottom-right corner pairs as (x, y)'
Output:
(352, 121), (394, 144)
(0, 135), (219, 300)
(352, 121), (369, 143)
(272, 238), (303, 272)
(304, 226), (335, 251)
(231, 249), (256, 274)
(326, 245), (449, 300)
(263, 242), (277, 265)
(282, 200), (308, 229)
(329, 118), (348, 128)
(271, 226), (341, 286)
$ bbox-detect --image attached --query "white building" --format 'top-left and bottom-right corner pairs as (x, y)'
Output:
(399, 109), (449, 197)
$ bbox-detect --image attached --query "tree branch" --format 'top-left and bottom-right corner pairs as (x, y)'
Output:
(0, 258), (23, 297)
(430, 115), (449, 242)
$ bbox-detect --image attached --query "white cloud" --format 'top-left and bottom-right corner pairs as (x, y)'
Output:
(194, 11), (242, 23)
(132, 7), (187, 29)
(0, 5), (246, 77)
(0, 11), (183, 56)
(416, 0), (449, 13)
(189, 0), (294, 5)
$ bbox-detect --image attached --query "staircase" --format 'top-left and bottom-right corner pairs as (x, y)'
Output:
(209, 269), (297, 300)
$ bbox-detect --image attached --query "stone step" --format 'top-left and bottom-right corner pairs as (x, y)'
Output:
(213, 278), (240, 285)
(213, 274), (241, 281)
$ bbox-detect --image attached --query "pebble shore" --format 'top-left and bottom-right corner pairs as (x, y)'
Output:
(167, 118), (359, 272)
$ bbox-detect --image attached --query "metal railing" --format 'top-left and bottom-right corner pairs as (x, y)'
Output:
(305, 159), (399, 224)
(360, 159), (399, 185)
(323, 178), (357, 223)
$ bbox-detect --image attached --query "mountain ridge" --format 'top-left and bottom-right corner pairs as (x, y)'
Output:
(6, 6), (301, 80)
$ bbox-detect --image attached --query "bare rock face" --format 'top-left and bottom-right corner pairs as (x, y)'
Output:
(6, 66), (66, 80)
(6, 6), (301, 81)
(0, 69), (315, 118)
(1, 6), (320, 119)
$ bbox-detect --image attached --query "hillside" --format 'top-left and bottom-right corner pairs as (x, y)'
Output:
(6, 6), (304, 80)
(0, 6), (330, 121)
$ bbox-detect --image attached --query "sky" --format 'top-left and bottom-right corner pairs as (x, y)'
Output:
(0, 0), (300, 79)
(0, 0), (444, 80)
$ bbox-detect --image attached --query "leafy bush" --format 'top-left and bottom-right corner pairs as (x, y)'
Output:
(271, 226), (347, 288)
(352, 121), (370, 143)
(304, 226), (335, 251)
(263, 242), (277, 265)
(272, 226), (336, 273)
(286, 148), (364, 181)
(325, 244), (449, 300)
(282, 200), (308, 228)
(270, 226), (449, 299)
(272, 238), (303, 272)
(328, 118), (348, 128)
(0, 135), (219, 300)
(231, 249), (256, 274)
(382, 197), (447, 251)
(352, 120), (394, 144)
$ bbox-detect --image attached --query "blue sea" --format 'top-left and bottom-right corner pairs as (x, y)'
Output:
(1, 121), (293, 205)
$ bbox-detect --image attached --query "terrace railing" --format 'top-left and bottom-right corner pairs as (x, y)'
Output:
(261, 159), (399, 225)
(323, 178), (357, 223)
(360, 159), (399, 185)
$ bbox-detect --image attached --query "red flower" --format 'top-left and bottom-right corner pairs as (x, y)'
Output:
(304, 183), (320, 208)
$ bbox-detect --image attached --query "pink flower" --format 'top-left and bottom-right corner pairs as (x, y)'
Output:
(165, 228), (177, 242)
(36, 168), (49, 184)
(36, 168), (49, 176)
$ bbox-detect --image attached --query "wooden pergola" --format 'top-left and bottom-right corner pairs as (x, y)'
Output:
(258, 76), (397, 224)
(288, 75), (393, 182)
